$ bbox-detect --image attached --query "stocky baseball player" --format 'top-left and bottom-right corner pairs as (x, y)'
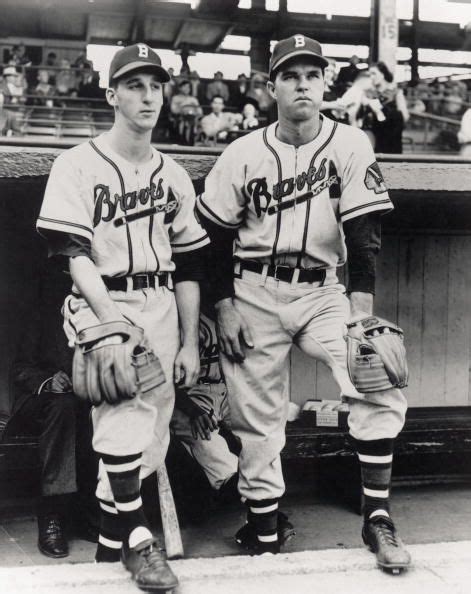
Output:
(197, 35), (411, 571)
(170, 290), (296, 546)
(37, 44), (209, 592)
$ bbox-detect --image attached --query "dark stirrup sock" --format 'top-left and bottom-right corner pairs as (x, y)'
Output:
(100, 453), (153, 549)
(247, 498), (280, 553)
(95, 498), (122, 562)
(352, 437), (394, 521)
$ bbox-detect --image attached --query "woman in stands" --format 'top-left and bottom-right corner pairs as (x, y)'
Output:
(366, 61), (409, 154)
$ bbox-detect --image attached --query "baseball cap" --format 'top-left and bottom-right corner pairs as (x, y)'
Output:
(3, 66), (17, 77)
(269, 35), (329, 77)
(109, 43), (170, 83)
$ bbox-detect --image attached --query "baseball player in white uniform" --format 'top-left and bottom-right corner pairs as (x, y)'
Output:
(37, 44), (209, 592)
(196, 35), (411, 571)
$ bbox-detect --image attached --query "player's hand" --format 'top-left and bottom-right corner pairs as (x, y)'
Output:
(215, 298), (253, 363)
(174, 344), (200, 388)
(190, 409), (218, 440)
(46, 370), (73, 394)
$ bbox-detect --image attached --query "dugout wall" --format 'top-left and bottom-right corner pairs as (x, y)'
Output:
(0, 147), (471, 418)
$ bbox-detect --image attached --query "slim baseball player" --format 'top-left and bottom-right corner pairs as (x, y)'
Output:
(197, 35), (411, 572)
(37, 43), (209, 592)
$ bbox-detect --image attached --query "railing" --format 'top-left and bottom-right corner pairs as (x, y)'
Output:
(404, 110), (460, 153)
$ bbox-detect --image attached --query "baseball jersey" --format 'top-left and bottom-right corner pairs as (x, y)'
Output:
(37, 134), (209, 277)
(197, 116), (392, 270)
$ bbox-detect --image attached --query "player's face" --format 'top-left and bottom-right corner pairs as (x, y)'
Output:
(108, 71), (164, 132)
(268, 58), (325, 122)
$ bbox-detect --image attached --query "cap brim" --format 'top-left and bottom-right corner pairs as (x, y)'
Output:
(111, 61), (170, 83)
(270, 50), (329, 74)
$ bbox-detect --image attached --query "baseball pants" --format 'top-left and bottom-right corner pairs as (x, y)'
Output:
(222, 270), (407, 501)
(170, 383), (238, 490)
(63, 286), (179, 501)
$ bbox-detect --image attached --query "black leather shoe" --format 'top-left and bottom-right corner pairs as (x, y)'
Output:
(362, 516), (411, 573)
(121, 538), (178, 592)
(38, 514), (69, 558)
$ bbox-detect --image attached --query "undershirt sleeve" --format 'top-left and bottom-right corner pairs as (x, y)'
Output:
(197, 211), (236, 304)
(43, 230), (93, 260)
(343, 212), (381, 295)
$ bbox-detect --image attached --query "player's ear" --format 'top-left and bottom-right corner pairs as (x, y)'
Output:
(267, 80), (276, 100)
(106, 87), (117, 107)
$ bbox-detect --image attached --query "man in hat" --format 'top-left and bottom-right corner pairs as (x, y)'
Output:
(37, 43), (209, 592)
(196, 35), (411, 573)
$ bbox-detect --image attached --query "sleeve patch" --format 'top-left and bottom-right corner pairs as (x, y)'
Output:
(364, 162), (387, 194)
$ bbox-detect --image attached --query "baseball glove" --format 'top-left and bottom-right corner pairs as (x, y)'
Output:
(346, 316), (408, 393)
(72, 321), (166, 405)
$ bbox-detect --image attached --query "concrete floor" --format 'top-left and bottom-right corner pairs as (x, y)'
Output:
(1, 482), (470, 568)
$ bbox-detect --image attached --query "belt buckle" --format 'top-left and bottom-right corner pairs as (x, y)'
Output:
(134, 273), (150, 289)
(273, 264), (291, 282)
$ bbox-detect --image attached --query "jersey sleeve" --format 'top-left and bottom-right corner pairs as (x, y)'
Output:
(196, 144), (246, 229)
(37, 152), (94, 244)
(169, 165), (210, 254)
(339, 130), (393, 223)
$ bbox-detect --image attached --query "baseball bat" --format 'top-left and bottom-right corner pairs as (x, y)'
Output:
(156, 464), (184, 559)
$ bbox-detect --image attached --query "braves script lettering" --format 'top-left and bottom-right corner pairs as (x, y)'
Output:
(247, 158), (329, 217)
(93, 178), (165, 226)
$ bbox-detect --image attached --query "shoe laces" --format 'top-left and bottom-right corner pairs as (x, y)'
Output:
(371, 517), (399, 548)
(44, 516), (63, 536)
(140, 545), (167, 570)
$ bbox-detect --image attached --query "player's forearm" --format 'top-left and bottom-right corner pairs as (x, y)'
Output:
(174, 280), (200, 347)
(69, 256), (123, 323)
(349, 292), (374, 318)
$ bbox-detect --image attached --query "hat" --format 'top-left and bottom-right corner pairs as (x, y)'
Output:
(109, 43), (170, 83)
(269, 35), (328, 77)
(3, 66), (17, 77)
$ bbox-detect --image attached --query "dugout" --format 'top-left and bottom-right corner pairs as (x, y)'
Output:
(0, 143), (470, 490)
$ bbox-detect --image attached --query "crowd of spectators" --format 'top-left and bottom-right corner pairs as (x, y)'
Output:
(2, 41), (471, 153)
(0, 43), (104, 113)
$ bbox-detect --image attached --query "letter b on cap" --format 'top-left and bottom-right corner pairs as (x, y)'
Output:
(294, 35), (305, 48)
(138, 44), (149, 58)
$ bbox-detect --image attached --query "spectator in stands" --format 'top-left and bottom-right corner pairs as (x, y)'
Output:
(189, 69), (204, 104)
(170, 79), (203, 144)
(443, 82), (464, 117)
(457, 107), (471, 158)
(2, 258), (98, 558)
(55, 58), (78, 101)
(44, 51), (58, 85)
(163, 67), (178, 103)
(240, 102), (259, 130)
(367, 61), (409, 153)
(338, 70), (374, 128)
(336, 55), (362, 94)
(10, 43), (32, 68)
(0, 91), (19, 135)
(200, 95), (238, 142)
(428, 79), (445, 115)
(77, 62), (105, 101)
(246, 72), (274, 116)
(232, 73), (250, 111)
(31, 69), (55, 106)
(1, 66), (26, 104)
(320, 58), (348, 122)
(206, 71), (230, 103)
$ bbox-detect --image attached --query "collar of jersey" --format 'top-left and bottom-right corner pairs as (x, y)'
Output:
(94, 133), (157, 171)
(266, 114), (332, 152)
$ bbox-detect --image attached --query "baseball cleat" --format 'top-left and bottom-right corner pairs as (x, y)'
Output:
(362, 516), (412, 573)
(121, 538), (179, 592)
